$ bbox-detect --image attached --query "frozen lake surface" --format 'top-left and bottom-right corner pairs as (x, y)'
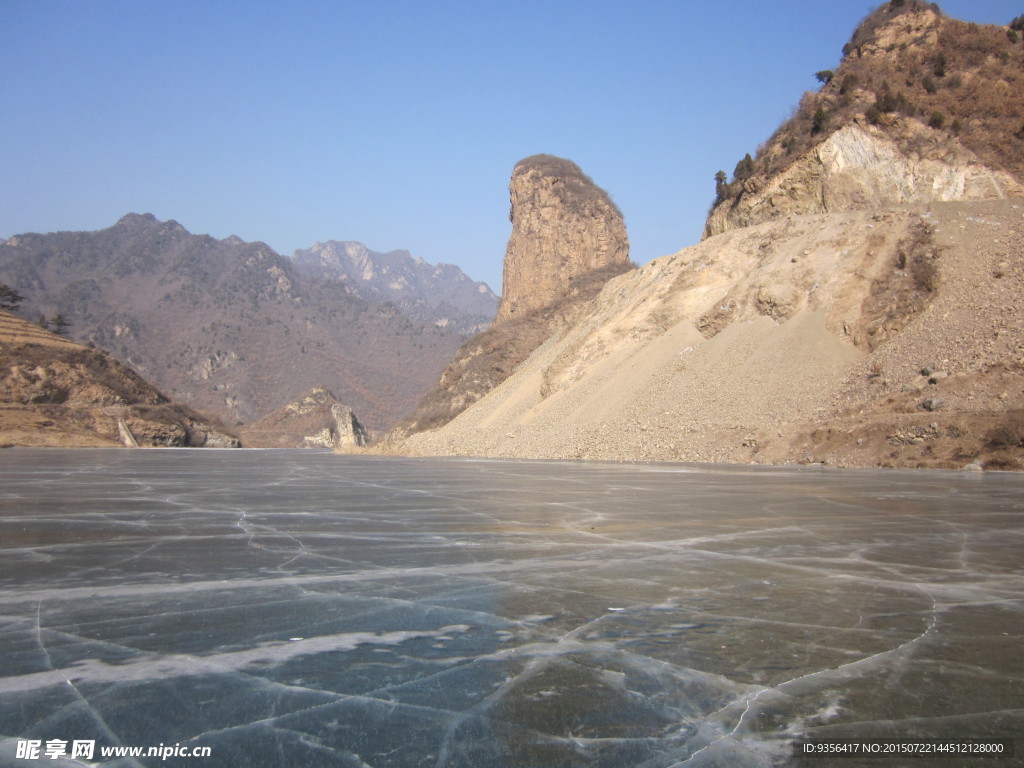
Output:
(0, 449), (1021, 767)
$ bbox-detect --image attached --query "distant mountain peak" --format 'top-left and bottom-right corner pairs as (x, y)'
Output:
(112, 212), (188, 237)
(291, 240), (498, 335)
(116, 212), (158, 225)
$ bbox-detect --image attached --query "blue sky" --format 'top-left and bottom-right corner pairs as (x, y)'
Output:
(2, 1), (1019, 293)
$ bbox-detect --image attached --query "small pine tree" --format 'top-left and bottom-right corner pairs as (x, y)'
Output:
(0, 283), (25, 312)
(815, 70), (834, 85)
(51, 314), (71, 336)
(732, 154), (755, 182)
(812, 107), (829, 134)
(874, 83), (904, 114)
(714, 170), (729, 203)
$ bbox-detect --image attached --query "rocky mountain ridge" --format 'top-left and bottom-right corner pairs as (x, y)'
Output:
(708, 1), (1024, 234)
(291, 240), (497, 335)
(390, 3), (1024, 470)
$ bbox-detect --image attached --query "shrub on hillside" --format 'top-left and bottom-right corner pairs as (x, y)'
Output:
(708, 5), (1024, 216)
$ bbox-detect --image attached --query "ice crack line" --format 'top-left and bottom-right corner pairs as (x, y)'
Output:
(32, 602), (146, 768)
(668, 583), (943, 766)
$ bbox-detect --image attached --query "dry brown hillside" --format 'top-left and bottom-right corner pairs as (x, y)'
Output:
(0, 214), (465, 433)
(708, 1), (1024, 233)
(0, 310), (238, 448)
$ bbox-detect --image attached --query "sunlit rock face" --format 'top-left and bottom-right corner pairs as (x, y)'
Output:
(383, 156), (632, 443)
(704, 124), (1023, 237)
(496, 154), (629, 323)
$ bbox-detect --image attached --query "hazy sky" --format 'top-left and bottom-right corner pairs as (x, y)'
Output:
(2, 1), (1019, 292)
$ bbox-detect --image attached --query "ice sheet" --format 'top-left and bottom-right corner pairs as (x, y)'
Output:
(0, 450), (1021, 767)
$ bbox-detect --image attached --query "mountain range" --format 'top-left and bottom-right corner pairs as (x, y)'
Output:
(3, 0), (1021, 469)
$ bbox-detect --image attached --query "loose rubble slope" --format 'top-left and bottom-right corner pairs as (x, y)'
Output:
(401, 198), (1023, 469)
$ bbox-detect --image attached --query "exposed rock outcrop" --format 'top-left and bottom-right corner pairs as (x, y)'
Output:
(384, 156), (633, 442)
(0, 310), (239, 448)
(399, 199), (1024, 469)
(706, 2), (1024, 236)
(240, 386), (369, 450)
(705, 123), (1023, 236)
(497, 154), (630, 323)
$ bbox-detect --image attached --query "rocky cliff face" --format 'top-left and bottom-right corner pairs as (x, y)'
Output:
(240, 386), (369, 449)
(291, 241), (498, 335)
(0, 310), (239, 447)
(400, 199), (1024, 470)
(497, 155), (630, 323)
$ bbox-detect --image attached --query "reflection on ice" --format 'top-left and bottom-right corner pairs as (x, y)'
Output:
(0, 450), (1022, 767)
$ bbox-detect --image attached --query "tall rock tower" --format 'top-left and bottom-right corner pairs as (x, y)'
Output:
(496, 154), (629, 323)
(383, 154), (632, 443)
